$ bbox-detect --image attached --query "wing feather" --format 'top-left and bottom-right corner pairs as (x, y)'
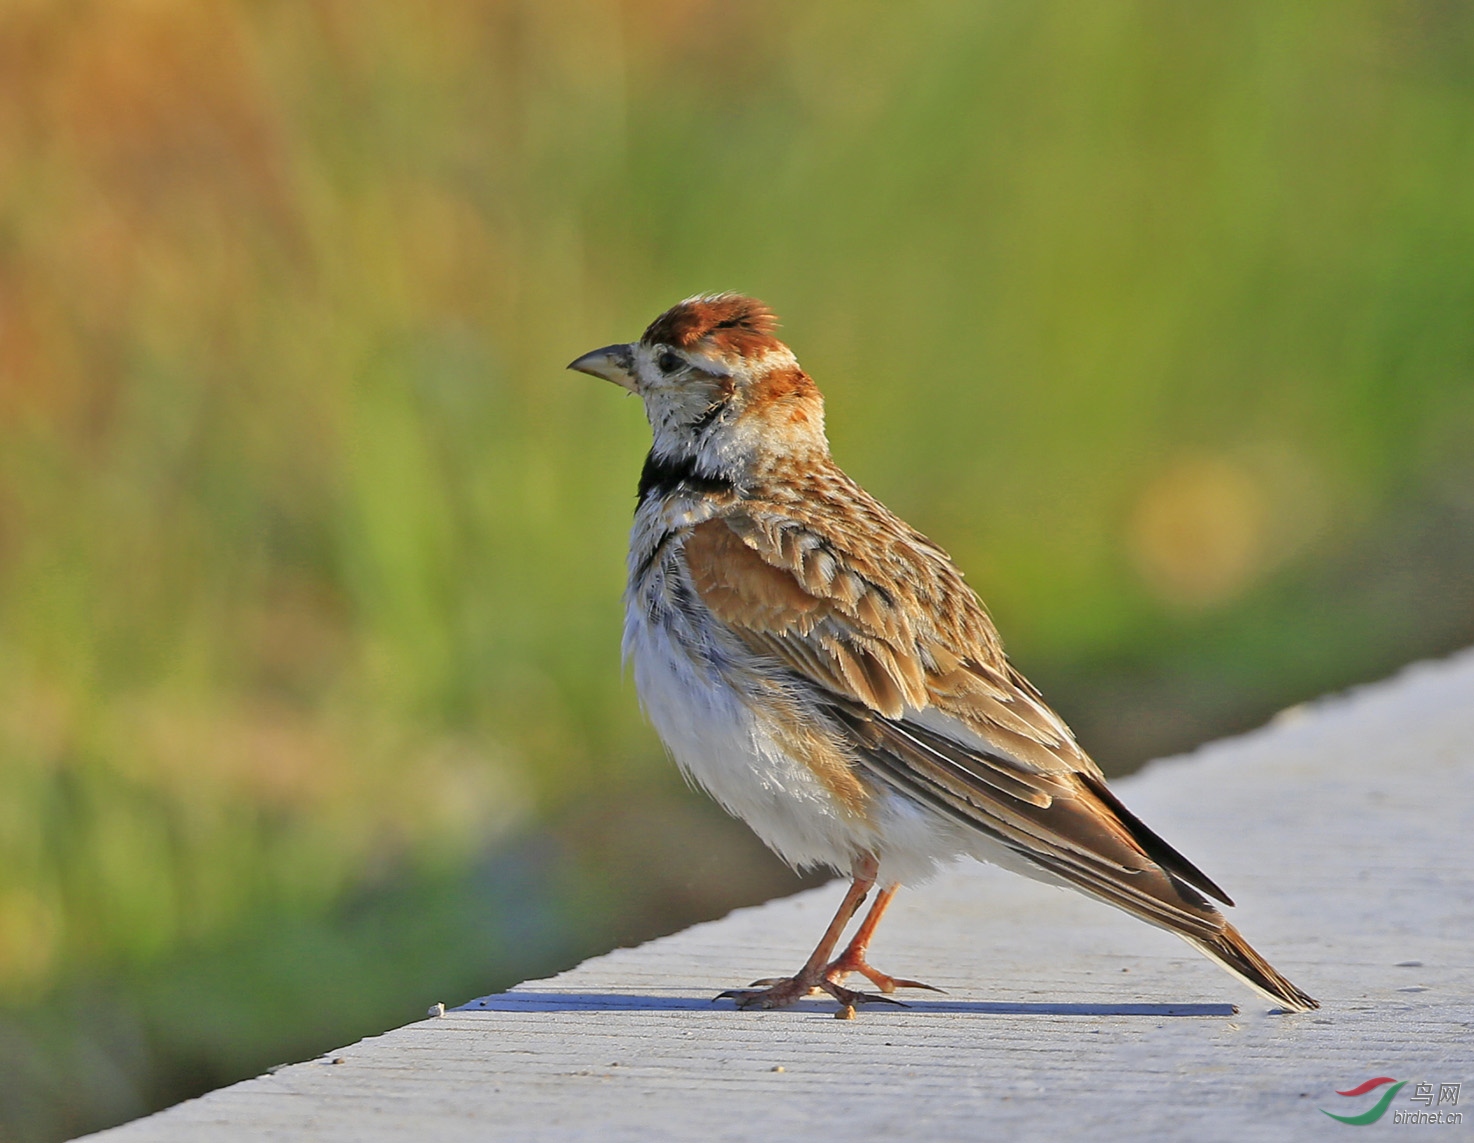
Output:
(682, 510), (1233, 917)
(833, 706), (1225, 938)
(684, 513), (1081, 762)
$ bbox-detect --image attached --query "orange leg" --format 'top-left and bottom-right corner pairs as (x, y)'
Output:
(718, 855), (904, 1011)
(822, 885), (941, 994)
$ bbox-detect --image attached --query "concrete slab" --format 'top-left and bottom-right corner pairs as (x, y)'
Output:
(82, 650), (1474, 1142)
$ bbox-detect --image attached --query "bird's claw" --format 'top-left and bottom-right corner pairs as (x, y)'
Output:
(716, 974), (907, 1012)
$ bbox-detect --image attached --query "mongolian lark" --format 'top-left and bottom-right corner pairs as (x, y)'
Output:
(569, 293), (1317, 1015)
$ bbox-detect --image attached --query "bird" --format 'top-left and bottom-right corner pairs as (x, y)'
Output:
(568, 293), (1317, 1015)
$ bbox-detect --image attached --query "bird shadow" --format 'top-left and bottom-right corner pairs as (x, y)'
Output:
(456, 991), (1237, 1017)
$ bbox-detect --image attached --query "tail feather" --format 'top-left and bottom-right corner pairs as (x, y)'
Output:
(1183, 922), (1319, 1012)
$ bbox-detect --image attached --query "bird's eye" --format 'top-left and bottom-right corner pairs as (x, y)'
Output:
(657, 350), (684, 374)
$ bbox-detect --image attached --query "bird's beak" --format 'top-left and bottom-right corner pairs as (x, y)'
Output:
(567, 343), (638, 393)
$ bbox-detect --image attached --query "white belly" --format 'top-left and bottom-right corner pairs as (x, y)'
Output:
(625, 604), (1012, 885)
(625, 609), (868, 873)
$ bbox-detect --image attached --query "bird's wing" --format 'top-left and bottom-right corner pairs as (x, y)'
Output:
(682, 511), (1233, 913)
(682, 510), (1089, 772)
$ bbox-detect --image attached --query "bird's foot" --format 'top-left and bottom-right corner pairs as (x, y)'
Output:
(717, 971), (905, 1012)
(822, 952), (943, 995)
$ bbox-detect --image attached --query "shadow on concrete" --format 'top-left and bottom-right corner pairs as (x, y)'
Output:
(456, 992), (1238, 1017)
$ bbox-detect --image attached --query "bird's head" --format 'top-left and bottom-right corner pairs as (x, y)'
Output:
(568, 293), (828, 473)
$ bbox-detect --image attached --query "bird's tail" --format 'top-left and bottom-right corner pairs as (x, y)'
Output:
(1180, 922), (1319, 1012)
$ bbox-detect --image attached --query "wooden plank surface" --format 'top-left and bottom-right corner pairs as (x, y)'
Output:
(84, 651), (1474, 1142)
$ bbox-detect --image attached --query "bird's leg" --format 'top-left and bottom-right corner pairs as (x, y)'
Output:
(718, 854), (903, 1011)
(822, 885), (941, 994)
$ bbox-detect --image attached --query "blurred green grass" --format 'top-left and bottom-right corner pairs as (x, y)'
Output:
(1, 1), (1473, 1137)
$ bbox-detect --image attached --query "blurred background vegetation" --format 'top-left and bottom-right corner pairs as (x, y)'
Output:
(1, 0), (1472, 1137)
